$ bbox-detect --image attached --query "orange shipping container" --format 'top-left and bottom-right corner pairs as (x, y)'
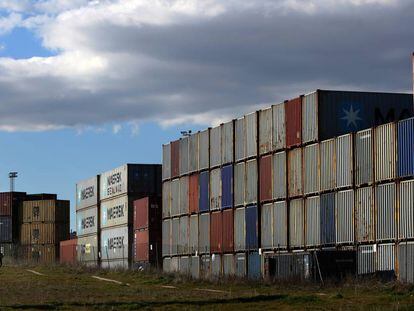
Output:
(222, 209), (234, 253)
(22, 200), (70, 223)
(171, 140), (180, 178)
(260, 155), (272, 202)
(189, 174), (199, 214)
(134, 230), (149, 262)
(210, 211), (222, 253)
(60, 238), (77, 265)
(285, 97), (302, 148)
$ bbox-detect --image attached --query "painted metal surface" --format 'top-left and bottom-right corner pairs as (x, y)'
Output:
(76, 176), (99, 210)
(162, 144), (171, 181)
(210, 211), (222, 253)
(235, 118), (245, 162)
(355, 187), (375, 243)
(77, 235), (99, 263)
(302, 91), (318, 144)
(189, 132), (199, 173)
(0, 216), (12, 242)
(260, 155), (272, 202)
(261, 203), (273, 249)
(210, 168), (221, 211)
(234, 162), (245, 206)
(320, 139), (336, 191)
(199, 129), (210, 170)
(179, 176), (189, 215)
(179, 256), (190, 275)
(289, 199), (304, 248)
(211, 254), (222, 277)
(375, 123), (396, 182)
(170, 179), (180, 217)
(305, 196), (320, 247)
(355, 129), (373, 186)
(235, 253), (246, 277)
(223, 254), (235, 277)
(398, 242), (414, 283)
(377, 243), (395, 272)
(171, 217), (179, 255)
(376, 183), (396, 241)
(285, 97), (302, 148)
(170, 256), (179, 272)
(304, 144), (320, 195)
(171, 140), (180, 178)
(288, 148), (303, 197)
(199, 171), (210, 213)
(248, 252), (261, 280)
(259, 107), (272, 155)
(163, 257), (171, 273)
(20, 223), (69, 245)
(100, 225), (130, 261)
(179, 137), (189, 176)
(0, 192), (26, 217)
(189, 214), (198, 254)
(133, 196), (161, 231)
(320, 192), (336, 245)
(189, 174), (199, 214)
(222, 209), (234, 253)
(221, 120), (234, 164)
(178, 216), (189, 255)
(274, 201), (288, 248)
(200, 254), (211, 279)
(162, 181), (171, 218)
(221, 165), (233, 209)
(234, 207), (246, 251)
(199, 213), (210, 253)
(133, 229), (149, 262)
(246, 159), (258, 204)
(397, 118), (414, 177)
(162, 219), (171, 257)
(191, 256), (200, 279)
(246, 205), (258, 250)
(336, 134), (353, 189)
(357, 244), (376, 275)
(273, 151), (287, 199)
(272, 103), (286, 151)
(399, 180), (414, 239)
(76, 206), (98, 236)
(22, 200), (69, 223)
(335, 190), (354, 244)
(210, 125), (221, 168)
(245, 112), (258, 158)
(100, 195), (129, 228)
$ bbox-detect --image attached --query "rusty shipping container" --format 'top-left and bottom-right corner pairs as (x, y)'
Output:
(189, 214), (198, 254)
(289, 198), (304, 248)
(22, 199), (69, 223)
(288, 148), (303, 197)
(76, 176), (99, 211)
(60, 238), (77, 265)
(0, 192), (26, 216)
(261, 203), (273, 249)
(189, 174), (199, 214)
(170, 179), (179, 216)
(20, 222), (69, 245)
(356, 187), (375, 243)
(260, 155), (272, 202)
(222, 209), (234, 253)
(274, 201), (288, 248)
(285, 97), (302, 148)
(199, 213), (210, 254)
(355, 129), (374, 186)
(259, 107), (272, 155)
(171, 140), (180, 178)
(133, 196), (161, 231)
(20, 244), (58, 264)
(336, 134), (353, 189)
(273, 103), (286, 151)
(234, 207), (246, 251)
(210, 211), (222, 253)
(133, 228), (162, 267)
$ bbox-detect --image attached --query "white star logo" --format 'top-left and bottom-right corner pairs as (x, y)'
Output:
(341, 105), (362, 128)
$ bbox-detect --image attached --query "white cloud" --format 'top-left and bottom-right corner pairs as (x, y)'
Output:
(112, 124), (122, 134)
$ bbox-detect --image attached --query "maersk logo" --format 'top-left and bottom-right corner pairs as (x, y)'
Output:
(339, 102), (366, 132)
(341, 104), (362, 129)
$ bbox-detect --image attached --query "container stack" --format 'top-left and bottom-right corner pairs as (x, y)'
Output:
(76, 176), (100, 266)
(162, 89), (414, 281)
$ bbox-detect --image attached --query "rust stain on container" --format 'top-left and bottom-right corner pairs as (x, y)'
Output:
(171, 140), (180, 178)
(222, 209), (234, 253)
(285, 97), (302, 148)
(189, 174), (199, 214)
(260, 155), (272, 202)
(210, 211), (222, 253)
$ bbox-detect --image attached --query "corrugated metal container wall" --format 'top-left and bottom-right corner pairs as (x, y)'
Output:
(210, 168), (221, 211)
(170, 179), (180, 217)
(288, 148), (303, 197)
(0, 216), (12, 242)
(211, 254), (222, 277)
(162, 144), (171, 180)
(234, 207), (246, 251)
(245, 112), (258, 158)
(178, 216), (189, 255)
(179, 176), (189, 215)
(170, 257), (179, 272)
(221, 165), (233, 209)
(302, 91), (318, 144)
(375, 123), (396, 182)
(320, 192), (336, 245)
(171, 140), (180, 178)
(245, 205), (258, 250)
(260, 155), (272, 202)
(355, 129), (373, 186)
(178, 137), (189, 176)
(377, 243), (395, 273)
(23, 200), (69, 223)
(189, 133), (199, 173)
(285, 97), (302, 148)
(358, 244), (376, 275)
(376, 183), (396, 241)
(234, 162), (245, 206)
(246, 159), (258, 204)
(162, 181), (171, 218)
(272, 103), (286, 151)
(397, 118), (414, 177)
(248, 252), (261, 280)
(134, 230), (149, 262)
(200, 255), (211, 279)
(320, 139), (336, 191)
(191, 256), (200, 279)
(273, 152), (287, 199)
(100, 225), (130, 261)
(77, 235), (99, 263)
(335, 190), (354, 244)
(261, 203), (273, 249)
(336, 134), (353, 189)
(304, 144), (320, 195)
(235, 118), (245, 162)
(289, 199), (304, 248)
(305, 196), (320, 247)
(399, 180), (414, 239)
(356, 187), (375, 243)
(76, 207), (98, 236)
(398, 242), (414, 283)
(21, 223), (69, 245)
(223, 254), (235, 277)
(134, 197), (157, 230)
(179, 256), (190, 275)
(222, 209), (234, 253)
(199, 129), (210, 170)
(199, 171), (210, 213)
(210, 125), (221, 168)
(199, 213), (210, 253)
(221, 120), (234, 165)
(235, 253), (246, 278)
(162, 219), (171, 257)
(210, 211), (222, 253)
(189, 214), (198, 254)
(259, 108), (272, 155)
(274, 201), (288, 248)
(163, 257), (171, 273)
(76, 176), (99, 210)
(189, 174), (199, 214)
(100, 195), (129, 228)
(171, 218), (179, 255)
(0, 192), (25, 216)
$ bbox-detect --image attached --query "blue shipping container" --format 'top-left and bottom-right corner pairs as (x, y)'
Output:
(248, 252), (261, 280)
(0, 216), (12, 243)
(398, 118), (414, 177)
(221, 165), (233, 209)
(199, 171), (210, 212)
(320, 193), (335, 245)
(245, 205), (258, 250)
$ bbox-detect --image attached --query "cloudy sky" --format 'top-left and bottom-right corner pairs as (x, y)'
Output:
(0, 0), (412, 228)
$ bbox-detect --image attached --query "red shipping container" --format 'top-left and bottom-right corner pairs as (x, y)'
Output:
(210, 211), (222, 253)
(134, 230), (149, 262)
(0, 192), (26, 216)
(285, 97), (302, 148)
(260, 155), (272, 202)
(133, 197), (161, 231)
(59, 238), (77, 265)
(189, 174), (199, 214)
(171, 140), (180, 178)
(222, 209), (234, 253)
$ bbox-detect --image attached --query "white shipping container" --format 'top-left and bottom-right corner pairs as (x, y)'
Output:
(302, 91), (318, 144)
(163, 257), (171, 273)
(100, 195), (129, 228)
(245, 112), (257, 158)
(377, 243), (395, 272)
(77, 235), (99, 263)
(170, 179), (180, 217)
(189, 215), (198, 254)
(246, 159), (258, 204)
(211, 254), (222, 277)
(235, 118), (245, 161)
(274, 201), (287, 249)
(76, 206), (98, 236)
(272, 103), (286, 151)
(179, 176), (189, 215)
(234, 207), (246, 251)
(261, 203), (273, 249)
(273, 152), (287, 199)
(304, 144), (320, 195)
(76, 176), (99, 210)
(189, 133), (199, 173)
(335, 190), (354, 244)
(210, 168), (221, 210)
(178, 216), (189, 255)
(289, 199), (304, 248)
(320, 139), (336, 191)
(101, 225), (130, 261)
(162, 181), (171, 218)
(179, 256), (190, 275)
(356, 187), (375, 243)
(199, 129), (210, 170)
(234, 162), (245, 206)
(355, 129), (373, 186)
(305, 196), (320, 247)
(162, 219), (171, 257)
(399, 180), (414, 239)
(162, 144), (171, 180)
(199, 213), (210, 253)
(180, 137), (189, 176)
(223, 254), (235, 277)
(336, 134), (353, 189)
(221, 120), (234, 164)
(210, 125), (221, 168)
(288, 148), (303, 197)
(376, 183), (396, 241)
(375, 123), (396, 182)
(259, 107), (272, 155)
(171, 218), (179, 255)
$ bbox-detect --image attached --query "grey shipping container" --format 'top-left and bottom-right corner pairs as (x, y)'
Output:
(210, 168), (221, 211)
(189, 132), (199, 173)
(180, 137), (189, 176)
(171, 218), (179, 255)
(274, 201), (288, 249)
(171, 256), (179, 272)
(100, 195), (130, 228)
(200, 254), (211, 279)
(221, 120), (234, 164)
(162, 144), (171, 180)
(289, 199), (304, 248)
(0, 217), (12, 243)
(76, 176), (99, 210)
(261, 203), (273, 249)
(376, 183), (396, 241)
(210, 125), (221, 168)
(302, 91), (318, 144)
(189, 214), (198, 254)
(272, 103), (286, 151)
(273, 152), (287, 199)
(320, 139), (336, 191)
(357, 244), (376, 275)
(101, 259), (129, 270)
(191, 256), (200, 279)
(259, 107), (272, 155)
(163, 257), (171, 273)
(170, 179), (180, 217)
(288, 148), (303, 197)
(399, 180), (414, 239)
(235, 118), (245, 162)
(76, 206), (98, 237)
(234, 207), (246, 251)
(398, 242), (414, 283)
(199, 129), (210, 170)
(77, 235), (99, 264)
(234, 162), (245, 206)
(336, 134), (353, 189)
(223, 254), (235, 277)
(179, 176), (189, 215)
(303, 144), (320, 195)
(179, 256), (190, 275)
(162, 181), (171, 219)
(356, 187), (375, 243)
(377, 243), (395, 273)
(211, 254), (222, 278)
(335, 190), (354, 244)
(375, 123), (396, 182)
(199, 213), (210, 254)
(100, 225), (130, 263)
(246, 159), (258, 204)
(178, 216), (189, 255)
(305, 196), (320, 247)
(245, 112), (258, 158)
(162, 219), (171, 257)
(355, 129), (373, 186)
(235, 253), (246, 278)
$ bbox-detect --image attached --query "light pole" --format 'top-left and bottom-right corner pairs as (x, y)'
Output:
(9, 172), (18, 192)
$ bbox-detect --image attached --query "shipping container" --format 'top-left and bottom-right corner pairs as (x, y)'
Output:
(221, 165), (233, 209)
(200, 254), (211, 279)
(20, 223), (69, 245)
(76, 206), (98, 236)
(302, 92), (318, 144)
(235, 253), (246, 278)
(222, 209), (234, 253)
(170, 179), (180, 217)
(189, 132), (199, 173)
(261, 203), (273, 249)
(246, 205), (258, 250)
(234, 207), (246, 251)
(171, 256), (179, 272)
(246, 159), (258, 204)
(199, 213), (210, 253)
(179, 256), (190, 275)
(189, 174), (199, 214)
(320, 192), (335, 245)
(265, 252), (312, 281)
(133, 229), (149, 262)
(20, 244), (58, 264)
(101, 259), (129, 270)
(60, 238), (77, 265)
(235, 118), (245, 162)
(248, 252), (261, 280)
(100, 225), (131, 262)
(210, 125), (221, 168)
(288, 148), (303, 197)
(336, 134), (353, 189)
(397, 118), (414, 177)
(77, 235), (99, 264)
(355, 129), (373, 186)
(178, 216), (189, 255)
(376, 183), (396, 241)
(272, 103), (286, 151)
(210, 211), (222, 253)
(273, 151), (287, 199)
(171, 217), (179, 256)
(320, 139), (336, 192)
(0, 192), (26, 217)
(285, 97), (302, 148)
(162, 219), (171, 257)
(76, 176), (99, 210)
(133, 196), (161, 231)
(210, 168), (221, 211)
(221, 120), (234, 164)
(356, 187), (375, 243)
(259, 107), (272, 155)
(22, 199), (69, 223)
(289, 199), (304, 248)
(274, 201), (288, 249)
(375, 123), (396, 182)
(199, 129), (210, 170)
(223, 254), (235, 277)
(179, 176), (189, 215)
(180, 137), (189, 176)
(398, 241), (414, 283)
(0, 216), (12, 243)
(189, 214), (198, 254)
(399, 180), (414, 239)
(245, 112), (258, 158)
(100, 195), (131, 228)
(357, 244), (376, 275)
(199, 171), (210, 213)
(260, 155), (272, 202)
(163, 257), (171, 273)
(377, 243), (395, 275)
(335, 190), (354, 244)
(191, 256), (200, 279)
(234, 162), (245, 206)
(162, 144), (171, 180)
(303, 144), (320, 195)
(211, 253), (222, 277)
(305, 196), (320, 247)
(162, 181), (171, 218)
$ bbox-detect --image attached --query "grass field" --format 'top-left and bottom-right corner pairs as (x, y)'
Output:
(1, 265), (414, 310)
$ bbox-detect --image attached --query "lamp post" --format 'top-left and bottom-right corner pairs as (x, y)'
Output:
(9, 172), (18, 192)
